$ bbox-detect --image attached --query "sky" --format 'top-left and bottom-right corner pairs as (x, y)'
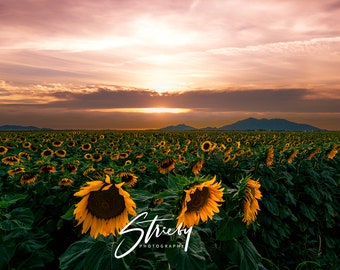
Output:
(1, 0), (340, 130)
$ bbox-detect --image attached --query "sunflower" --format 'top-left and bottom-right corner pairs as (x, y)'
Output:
(200, 141), (213, 152)
(181, 145), (188, 153)
(29, 145), (39, 152)
(135, 152), (144, 159)
(73, 175), (136, 238)
(20, 173), (38, 185)
(103, 167), (115, 175)
(0, 146), (9, 155)
(81, 143), (92, 151)
(67, 141), (76, 147)
(83, 166), (95, 176)
(125, 160), (132, 166)
(41, 149), (54, 158)
(62, 164), (78, 174)
(176, 176), (224, 228)
(2, 155), (20, 166)
(19, 151), (31, 161)
(22, 142), (31, 149)
(39, 164), (56, 173)
(158, 157), (176, 174)
(18, 136), (26, 142)
(162, 149), (171, 155)
(55, 149), (67, 158)
(178, 155), (186, 163)
(287, 149), (299, 164)
(224, 146), (233, 156)
(117, 171), (138, 187)
(52, 141), (63, 147)
(89, 170), (106, 180)
(223, 155), (231, 163)
(119, 152), (129, 159)
(58, 177), (74, 186)
(110, 153), (119, 160)
(236, 149), (245, 156)
(153, 198), (164, 205)
(8, 167), (25, 176)
(242, 179), (262, 225)
(307, 147), (320, 160)
(327, 145), (338, 159)
(146, 148), (156, 155)
(84, 153), (93, 160)
(192, 159), (204, 175)
(265, 146), (274, 167)
(1, 138), (9, 143)
(138, 165), (147, 172)
(5, 142), (14, 149)
(92, 153), (102, 162)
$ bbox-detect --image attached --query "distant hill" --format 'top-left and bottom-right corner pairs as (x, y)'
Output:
(160, 118), (322, 131)
(219, 118), (321, 131)
(160, 124), (196, 131)
(0, 125), (52, 131)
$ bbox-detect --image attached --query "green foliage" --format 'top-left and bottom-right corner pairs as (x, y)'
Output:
(0, 130), (339, 269)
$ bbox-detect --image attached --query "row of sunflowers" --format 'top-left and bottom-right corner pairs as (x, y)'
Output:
(0, 130), (339, 269)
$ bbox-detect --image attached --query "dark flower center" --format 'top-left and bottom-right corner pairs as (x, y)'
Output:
(44, 150), (52, 156)
(22, 173), (36, 181)
(87, 185), (125, 220)
(63, 164), (77, 172)
(203, 143), (210, 150)
(187, 187), (210, 213)
(160, 158), (174, 169)
(93, 154), (101, 159)
(83, 144), (90, 149)
(121, 174), (133, 182)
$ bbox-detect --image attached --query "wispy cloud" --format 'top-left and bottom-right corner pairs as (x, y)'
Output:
(1, 82), (339, 113)
(1, 1), (340, 129)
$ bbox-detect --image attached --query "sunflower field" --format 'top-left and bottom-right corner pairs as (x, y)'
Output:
(0, 130), (339, 270)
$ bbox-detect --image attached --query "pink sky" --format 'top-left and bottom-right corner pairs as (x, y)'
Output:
(1, 0), (340, 129)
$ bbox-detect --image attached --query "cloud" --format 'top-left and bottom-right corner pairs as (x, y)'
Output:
(0, 0), (340, 130)
(1, 82), (339, 113)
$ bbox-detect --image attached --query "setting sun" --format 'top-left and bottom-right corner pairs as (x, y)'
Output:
(141, 108), (190, 113)
(87, 108), (191, 114)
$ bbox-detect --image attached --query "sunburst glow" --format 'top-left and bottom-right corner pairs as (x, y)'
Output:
(87, 108), (191, 113)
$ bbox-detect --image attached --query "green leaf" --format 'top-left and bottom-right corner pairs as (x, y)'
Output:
(300, 203), (316, 222)
(166, 230), (207, 270)
(223, 236), (262, 270)
(0, 241), (16, 269)
(82, 240), (115, 270)
(61, 205), (75, 220)
(0, 194), (27, 208)
(60, 235), (136, 270)
(0, 207), (34, 231)
(285, 190), (296, 205)
(262, 196), (279, 216)
(216, 216), (246, 241)
(59, 236), (97, 270)
(325, 203), (336, 217)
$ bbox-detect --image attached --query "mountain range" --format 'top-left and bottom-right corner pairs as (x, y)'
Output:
(0, 125), (52, 131)
(160, 118), (322, 131)
(0, 118), (322, 131)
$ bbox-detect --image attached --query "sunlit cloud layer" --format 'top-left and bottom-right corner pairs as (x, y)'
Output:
(1, 83), (339, 130)
(0, 0), (340, 129)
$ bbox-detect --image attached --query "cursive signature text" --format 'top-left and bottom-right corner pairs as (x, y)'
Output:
(114, 211), (193, 259)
